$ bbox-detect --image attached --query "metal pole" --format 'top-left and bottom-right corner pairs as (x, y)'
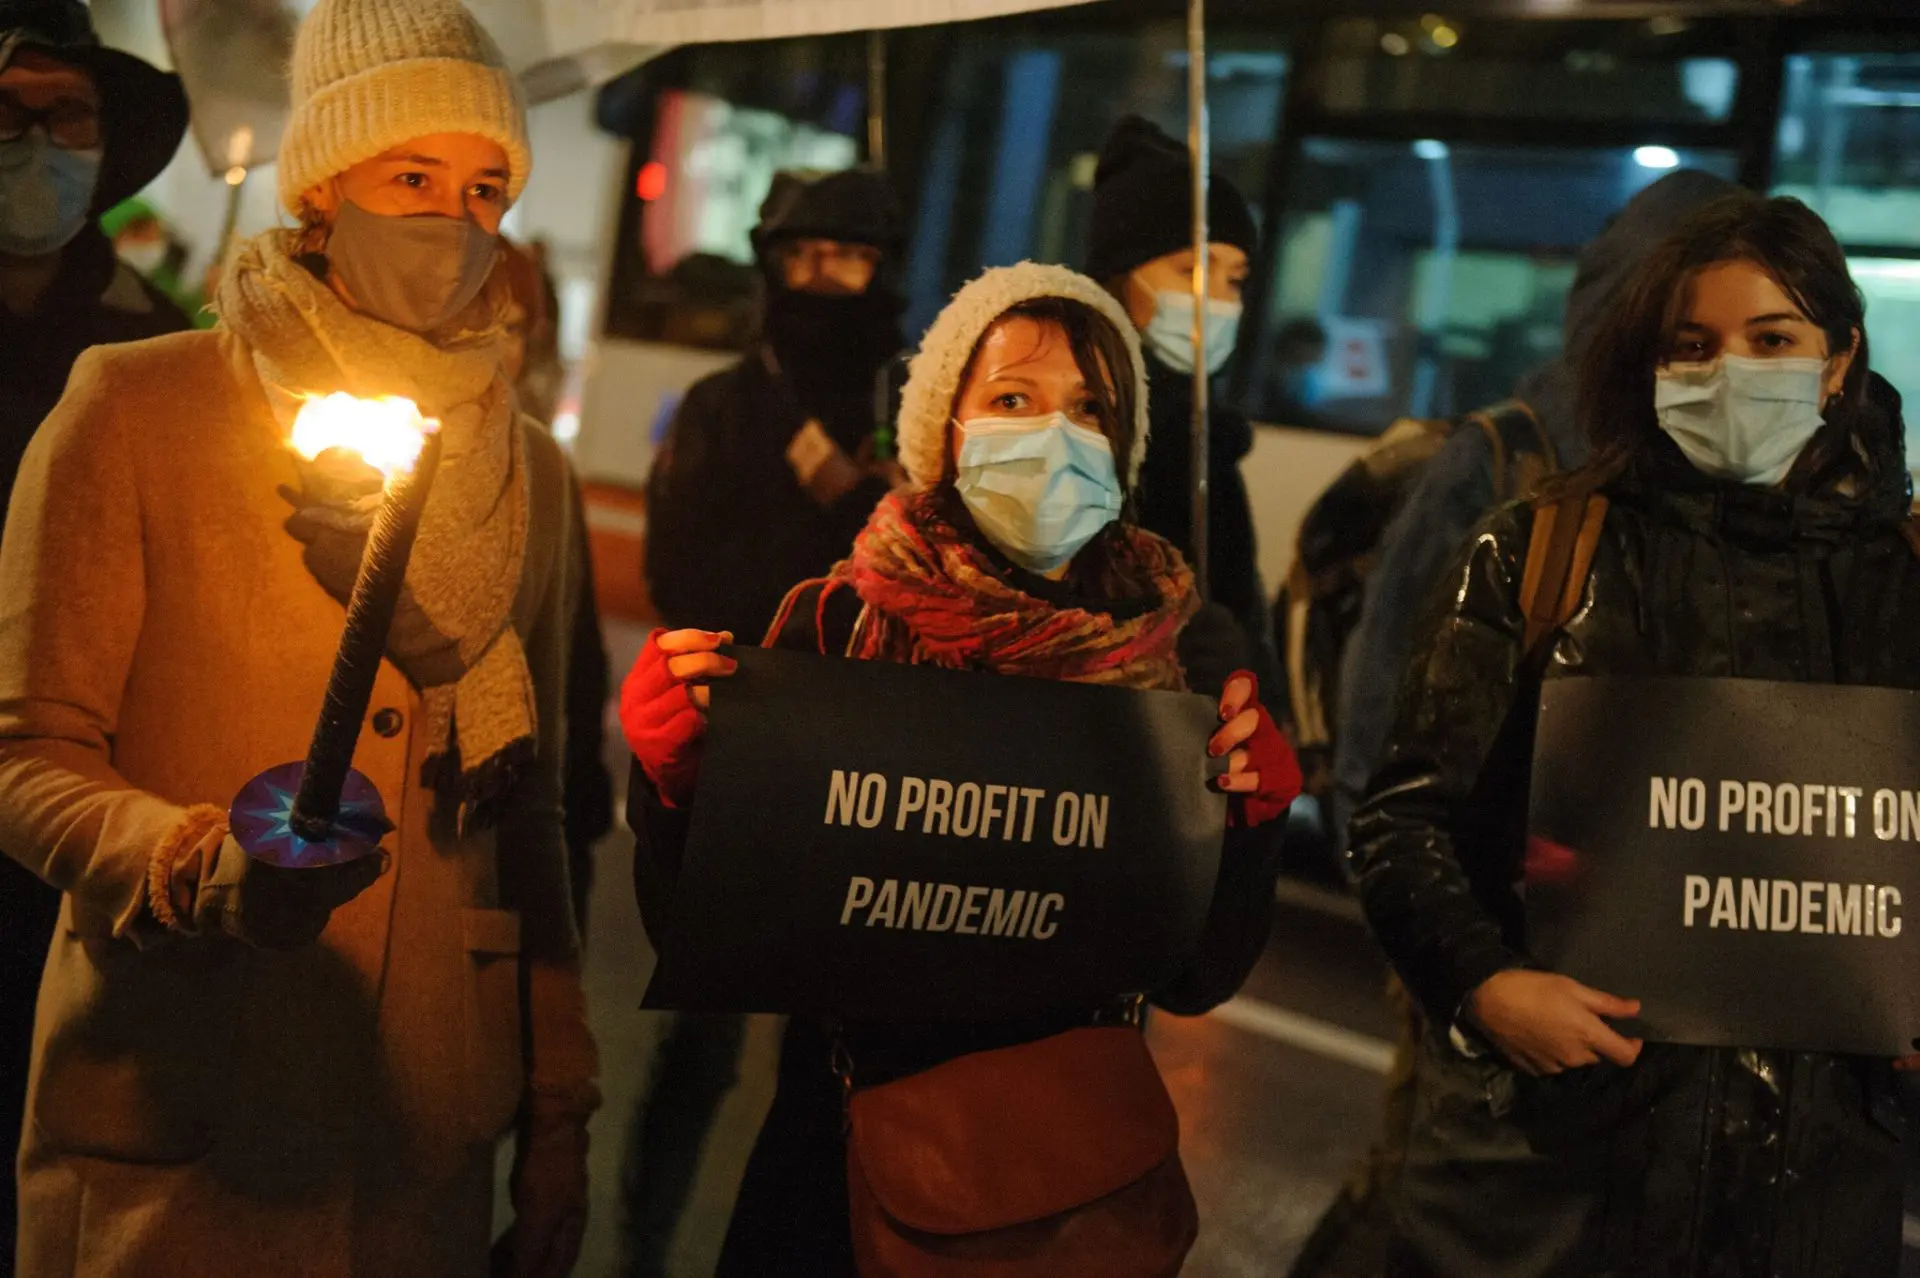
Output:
(1186, 0), (1211, 596)
(216, 168), (247, 268)
(867, 29), (888, 168)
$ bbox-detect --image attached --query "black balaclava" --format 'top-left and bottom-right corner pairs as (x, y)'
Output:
(753, 167), (906, 429)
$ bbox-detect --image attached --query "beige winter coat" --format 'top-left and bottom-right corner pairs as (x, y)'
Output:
(0, 327), (596, 1277)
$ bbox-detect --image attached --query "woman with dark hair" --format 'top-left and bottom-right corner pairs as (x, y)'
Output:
(621, 263), (1300, 1275)
(1353, 191), (1916, 1276)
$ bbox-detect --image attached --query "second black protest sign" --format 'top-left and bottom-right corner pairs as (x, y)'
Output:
(1529, 675), (1920, 1057)
(642, 647), (1227, 1019)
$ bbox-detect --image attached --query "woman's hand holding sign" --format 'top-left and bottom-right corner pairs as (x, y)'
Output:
(1468, 970), (1644, 1076)
(1210, 673), (1303, 828)
(652, 629), (737, 711)
(621, 629), (735, 808)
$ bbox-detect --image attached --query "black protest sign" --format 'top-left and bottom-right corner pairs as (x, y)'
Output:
(642, 647), (1227, 1019)
(1528, 675), (1920, 1056)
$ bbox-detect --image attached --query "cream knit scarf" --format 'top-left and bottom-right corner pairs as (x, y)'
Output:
(217, 229), (535, 824)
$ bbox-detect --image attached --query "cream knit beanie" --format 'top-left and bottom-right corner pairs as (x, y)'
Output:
(897, 262), (1151, 492)
(278, 0), (530, 215)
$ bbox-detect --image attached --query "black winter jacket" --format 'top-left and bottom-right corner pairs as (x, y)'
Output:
(1134, 356), (1283, 697)
(644, 349), (891, 642)
(1354, 385), (1917, 1278)
(0, 226), (189, 969)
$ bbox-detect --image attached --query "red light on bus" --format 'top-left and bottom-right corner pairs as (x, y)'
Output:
(636, 161), (668, 202)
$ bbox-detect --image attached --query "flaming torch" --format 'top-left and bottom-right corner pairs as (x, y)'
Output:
(230, 395), (443, 870)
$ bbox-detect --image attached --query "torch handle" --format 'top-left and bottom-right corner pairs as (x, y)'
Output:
(290, 431), (444, 844)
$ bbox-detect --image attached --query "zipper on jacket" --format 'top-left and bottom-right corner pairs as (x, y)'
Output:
(1687, 1048), (1727, 1277)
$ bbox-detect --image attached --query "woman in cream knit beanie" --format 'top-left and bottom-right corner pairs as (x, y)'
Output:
(279, 0), (530, 215)
(0, 1), (597, 1276)
(618, 261), (1301, 1276)
(894, 261), (1153, 493)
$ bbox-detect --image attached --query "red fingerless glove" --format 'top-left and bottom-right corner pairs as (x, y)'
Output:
(619, 633), (707, 809)
(1225, 671), (1303, 829)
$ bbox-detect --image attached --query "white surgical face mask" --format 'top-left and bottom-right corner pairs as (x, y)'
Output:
(1654, 355), (1830, 487)
(1141, 289), (1242, 376)
(952, 412), (1123, 574)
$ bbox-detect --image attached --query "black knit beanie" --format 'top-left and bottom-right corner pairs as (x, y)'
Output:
(1083, 115), (1258, 285)
(751, 166), (906, 263)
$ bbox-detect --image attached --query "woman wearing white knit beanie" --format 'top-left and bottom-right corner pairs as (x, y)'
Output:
(0, 2), (596, 1276)
(621, 265), (1304, 1275)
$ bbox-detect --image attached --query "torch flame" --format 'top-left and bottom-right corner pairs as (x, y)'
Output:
(290, 394), (438, 482)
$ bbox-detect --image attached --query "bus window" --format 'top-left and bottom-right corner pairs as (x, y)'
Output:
(601, 38), (868, 351)
(1773, 52), (1920, 462)
(1255, 137), (1738, 433)
(898, 20), (1289, 335)
(1775, 53), (1920, 252)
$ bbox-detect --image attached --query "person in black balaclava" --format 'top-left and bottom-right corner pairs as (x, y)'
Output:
(644, 166), (907, 644)
(0, 3), (188, 1269)
(623, 167), (906, 1278)
(1084, 115), (1278, 698)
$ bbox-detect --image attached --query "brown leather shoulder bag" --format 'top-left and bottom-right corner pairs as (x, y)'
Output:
(845, 1025), (1198, 1277)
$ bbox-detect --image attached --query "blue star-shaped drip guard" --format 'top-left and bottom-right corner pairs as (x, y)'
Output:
(230, 761), (393, 869)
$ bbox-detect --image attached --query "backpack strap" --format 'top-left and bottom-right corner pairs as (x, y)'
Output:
(1466, 409), (1513, 500)
(1282, 558), (1330, 751)
(1467, 399), (1557, 502)
(1519, 494), (1609, 660)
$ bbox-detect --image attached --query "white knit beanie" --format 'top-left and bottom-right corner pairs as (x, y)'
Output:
(278, 0), (530, 215)
(897, 262), (1151, 492)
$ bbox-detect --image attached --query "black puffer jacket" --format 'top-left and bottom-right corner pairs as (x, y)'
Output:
(1353, 380), (1916, 1277)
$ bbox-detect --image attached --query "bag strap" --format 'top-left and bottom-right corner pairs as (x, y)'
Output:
(1507, 398), (1558, 473)
(1282, 557), (1330, 751)
(1902, 511), (1920, 563)
(1466, 409), (1513, 501)
(1467, 399), (1556, 502)
(1519, 494), (1609, 660)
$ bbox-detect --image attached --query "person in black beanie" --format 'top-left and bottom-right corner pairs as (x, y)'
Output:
(0, 4), (189, 1270)
(1084, 115), (1278, 698)
(644, 166), (908, 643)
(625, 166), (907, 1278)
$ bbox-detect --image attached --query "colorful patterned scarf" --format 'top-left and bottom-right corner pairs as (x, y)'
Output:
(827, 490), (1198, 692)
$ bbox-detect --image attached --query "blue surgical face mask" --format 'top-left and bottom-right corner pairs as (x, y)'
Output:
(0, 131), (100, 258)
(953, 412), (1124, 574)
(1140, 289), (1243, 376)
(1654, 355), (1830, 487)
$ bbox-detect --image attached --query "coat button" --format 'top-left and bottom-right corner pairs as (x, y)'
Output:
(371, 708), (405, 738)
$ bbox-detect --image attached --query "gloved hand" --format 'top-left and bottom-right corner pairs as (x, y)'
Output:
(1207, 671), (1304, 829)
(184, 835), (387, 950)
(620, 630), (729, 808)
(492, 1102), (590, 1278)
(1177, 602), (1252, 699)
(786, 419), (865, 505)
